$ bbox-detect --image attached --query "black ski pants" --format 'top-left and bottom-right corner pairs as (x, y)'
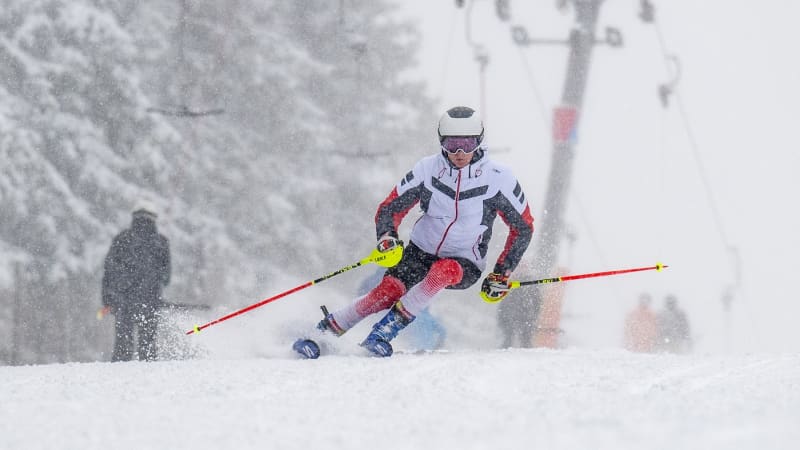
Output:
(112, 303), (159, 362)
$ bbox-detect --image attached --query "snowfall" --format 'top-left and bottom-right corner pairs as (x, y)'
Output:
(1, 309), (798, 450)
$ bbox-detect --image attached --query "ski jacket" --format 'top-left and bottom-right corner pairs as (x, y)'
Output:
(376, 151), (534, 274)
(624, 306), (658, 353)
(102, 217), (171, 309)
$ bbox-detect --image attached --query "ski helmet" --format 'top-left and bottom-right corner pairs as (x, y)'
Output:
(437, 106), (484, 144)
(132, 199), (158, 219)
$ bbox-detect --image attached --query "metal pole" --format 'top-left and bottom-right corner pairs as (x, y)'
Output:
(533, 0), (602, 273)
(529, 0), (604, 312)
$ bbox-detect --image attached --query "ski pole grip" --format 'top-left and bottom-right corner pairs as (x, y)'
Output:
(368, 245), (403, 268)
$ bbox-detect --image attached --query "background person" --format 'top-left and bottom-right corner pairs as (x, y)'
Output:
(623, 293), (658, 353)
(656, 294), (692, 354)
(102, 201), (171, 361)
(497, 259), (539, 348)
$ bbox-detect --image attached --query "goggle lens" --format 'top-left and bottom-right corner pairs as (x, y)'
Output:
(441, 136), (479, 154)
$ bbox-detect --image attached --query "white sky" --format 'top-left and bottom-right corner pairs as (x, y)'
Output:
(397, 0), (800, 353)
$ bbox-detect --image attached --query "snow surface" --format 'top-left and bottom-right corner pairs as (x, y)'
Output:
(1, 349), (798, 450)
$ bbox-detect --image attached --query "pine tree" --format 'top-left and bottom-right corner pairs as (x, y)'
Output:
(0, 0), (434, 363)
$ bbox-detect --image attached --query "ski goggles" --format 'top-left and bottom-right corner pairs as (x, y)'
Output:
(440, 136), (480, 154)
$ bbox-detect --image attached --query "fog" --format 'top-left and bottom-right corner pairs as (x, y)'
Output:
(399, 0), (800, 354)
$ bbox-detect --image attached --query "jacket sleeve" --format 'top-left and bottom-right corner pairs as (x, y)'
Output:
(492, 176), (534, 275)
(374, 161), (425, 239)
(101, 236), (124, 307)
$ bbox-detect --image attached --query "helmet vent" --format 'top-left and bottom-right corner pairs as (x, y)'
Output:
(446, 106), (475, 118)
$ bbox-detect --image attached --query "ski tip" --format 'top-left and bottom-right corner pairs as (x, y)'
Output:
(293, 339), (321, 359)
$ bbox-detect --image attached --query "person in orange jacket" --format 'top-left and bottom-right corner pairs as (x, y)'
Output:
(623, 293), (658, 353)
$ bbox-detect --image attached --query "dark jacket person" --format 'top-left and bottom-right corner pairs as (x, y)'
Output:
(102, 202), (171, 361)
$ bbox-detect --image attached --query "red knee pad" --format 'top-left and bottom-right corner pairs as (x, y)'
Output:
(355, 275), (406, 316)
(428, 259), (464, 289)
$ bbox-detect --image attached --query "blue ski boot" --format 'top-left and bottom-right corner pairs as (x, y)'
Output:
(361, 302), (416, 357)
(293, 339), (321, 359)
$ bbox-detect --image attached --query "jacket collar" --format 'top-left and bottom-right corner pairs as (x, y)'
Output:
(439, 148), (487, 178)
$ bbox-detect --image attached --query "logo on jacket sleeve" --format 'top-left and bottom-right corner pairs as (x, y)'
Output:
(513, 182), (525, 205)
(400, 171), (414, 186)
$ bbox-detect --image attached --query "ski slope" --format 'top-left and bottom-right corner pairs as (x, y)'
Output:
(1, 349), (798, 450)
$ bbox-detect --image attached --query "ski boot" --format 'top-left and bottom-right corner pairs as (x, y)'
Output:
(361, 302), (416, 357)
(293, 306), (344, 359)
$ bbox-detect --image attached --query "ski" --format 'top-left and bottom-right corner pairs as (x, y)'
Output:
(292, 338), (321, 359)
(292, 339), (442, 359)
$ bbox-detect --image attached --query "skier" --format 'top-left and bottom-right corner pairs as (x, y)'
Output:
(102, 201), (171, 361)
(295, 106), (534, 358)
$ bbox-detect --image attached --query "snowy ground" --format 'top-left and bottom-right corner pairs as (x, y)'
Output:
(2, 348), (798, 450)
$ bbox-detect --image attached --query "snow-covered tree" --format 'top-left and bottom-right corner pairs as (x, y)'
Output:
(0, 0), (433, 364)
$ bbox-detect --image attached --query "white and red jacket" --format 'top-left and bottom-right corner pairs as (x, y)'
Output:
(376, 151), (534, 274)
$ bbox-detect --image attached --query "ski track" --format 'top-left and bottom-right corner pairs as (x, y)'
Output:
(2, 349), (799, 450)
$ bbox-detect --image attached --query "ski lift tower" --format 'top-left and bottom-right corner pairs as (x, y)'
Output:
(514, 0), (622, 344)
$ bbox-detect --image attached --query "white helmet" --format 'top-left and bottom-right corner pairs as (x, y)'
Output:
(132, 199), (158, 219)
(437, 106), (484, 143)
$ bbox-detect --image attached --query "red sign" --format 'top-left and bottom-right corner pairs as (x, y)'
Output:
(552, 106), (578, 144)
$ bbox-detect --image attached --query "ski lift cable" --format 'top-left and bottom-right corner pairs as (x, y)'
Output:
(435, 6), (460, 106)
(673, 93), (731, 252)
(642, 5), (728, 244)
(512, 46), (550, 134)
(651, 18), (740, 261)
(464, 0), (480, 50)
(647, 5), (759, 346)
(670, 88), (759, 340)
(651, 20), (735, 263)
(464, 0), (490, 118)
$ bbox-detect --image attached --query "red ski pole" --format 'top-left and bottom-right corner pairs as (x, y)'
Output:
(481, 263), (668, 303)
(186, 246), (403, 335)
(515, 262), (668, 287)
